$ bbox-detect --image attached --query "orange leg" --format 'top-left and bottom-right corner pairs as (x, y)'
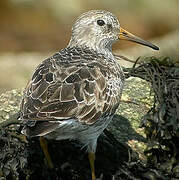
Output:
(39, 137), (54, 169)
(88, 152), (96, 180)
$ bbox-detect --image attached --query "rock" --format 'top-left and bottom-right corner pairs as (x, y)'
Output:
(0, 74), (173, 180)
(0, 77), (151, 158)
(0, 89), (22, 124)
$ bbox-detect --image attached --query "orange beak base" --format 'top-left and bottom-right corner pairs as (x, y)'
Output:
(119, 28), (159, 50)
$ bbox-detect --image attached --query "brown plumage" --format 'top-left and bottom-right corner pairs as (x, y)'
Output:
(19, 10), (159, 180)
(20, 46), (124, 138)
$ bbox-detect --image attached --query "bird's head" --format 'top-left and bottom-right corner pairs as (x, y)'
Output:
(68, 10), (159, 53)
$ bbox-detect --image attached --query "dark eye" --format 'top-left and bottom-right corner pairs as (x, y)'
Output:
(97, 19), (105, 26)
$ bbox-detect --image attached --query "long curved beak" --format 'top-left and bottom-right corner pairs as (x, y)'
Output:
(119, 28), (159, 50)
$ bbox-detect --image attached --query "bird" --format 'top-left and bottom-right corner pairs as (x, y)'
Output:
(19, 10), (159, 180)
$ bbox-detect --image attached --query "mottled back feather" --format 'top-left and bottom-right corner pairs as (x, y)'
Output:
(20, 46), (124, 136)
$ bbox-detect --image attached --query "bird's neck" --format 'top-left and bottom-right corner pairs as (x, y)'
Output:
(68, 40), (115, 61)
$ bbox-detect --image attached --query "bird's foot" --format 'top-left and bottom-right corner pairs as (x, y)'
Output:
(40, 137), (54, 169)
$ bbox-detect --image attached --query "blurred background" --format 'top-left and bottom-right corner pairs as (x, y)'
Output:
(0, 0), (179, 94)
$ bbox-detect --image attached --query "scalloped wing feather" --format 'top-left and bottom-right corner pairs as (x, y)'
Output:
(20, 47), (124, 136)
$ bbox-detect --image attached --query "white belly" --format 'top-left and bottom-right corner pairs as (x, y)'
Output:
(45, 115), (113, 151)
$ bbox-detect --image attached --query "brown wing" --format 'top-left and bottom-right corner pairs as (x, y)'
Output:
(20, 47), (123, 135)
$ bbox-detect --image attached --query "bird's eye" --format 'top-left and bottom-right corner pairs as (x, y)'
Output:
(97, 19), (105, 26)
